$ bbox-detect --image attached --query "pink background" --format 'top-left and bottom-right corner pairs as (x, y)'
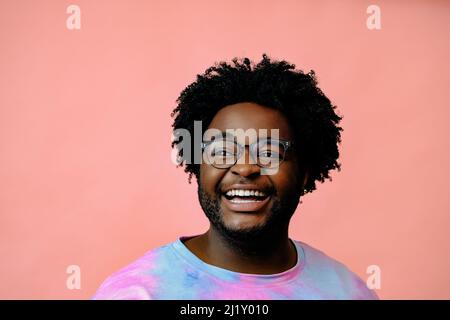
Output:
(0, 0), (449, 299)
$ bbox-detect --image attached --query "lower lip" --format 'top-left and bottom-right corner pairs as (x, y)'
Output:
(221, 195), (271, 213)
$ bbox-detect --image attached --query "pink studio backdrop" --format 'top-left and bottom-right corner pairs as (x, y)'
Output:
(0, 0), (449, 299)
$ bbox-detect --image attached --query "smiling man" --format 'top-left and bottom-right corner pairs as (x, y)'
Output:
(92, 54), (378, 300)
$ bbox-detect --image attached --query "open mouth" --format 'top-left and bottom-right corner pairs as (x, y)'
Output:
(223, 189), (270, 202)
(221, 188), (272, 212)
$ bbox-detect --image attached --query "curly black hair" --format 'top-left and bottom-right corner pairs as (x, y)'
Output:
(170, 54), (343, 195)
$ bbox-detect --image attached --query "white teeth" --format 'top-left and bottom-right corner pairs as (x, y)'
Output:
(231, 199), (259, 203)
(225, 189), (267, 197)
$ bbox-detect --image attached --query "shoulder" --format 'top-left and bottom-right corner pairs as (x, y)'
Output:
(91, 242), (175, 300)
(295, 240), (379, 300)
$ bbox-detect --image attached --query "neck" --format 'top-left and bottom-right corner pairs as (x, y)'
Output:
(197, 224), (297, 275)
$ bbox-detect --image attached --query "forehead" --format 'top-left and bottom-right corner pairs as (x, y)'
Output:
(206, 102), (293, 142)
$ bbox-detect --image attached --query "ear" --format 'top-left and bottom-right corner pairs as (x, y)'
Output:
(302, 170), (309, 189)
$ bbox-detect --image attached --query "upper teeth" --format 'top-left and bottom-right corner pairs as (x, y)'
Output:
(225, 189), (267, 197)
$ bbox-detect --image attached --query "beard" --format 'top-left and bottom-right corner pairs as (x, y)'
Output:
(197, 183), (301, 256)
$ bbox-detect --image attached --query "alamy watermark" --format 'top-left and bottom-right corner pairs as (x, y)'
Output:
(66, 264), (81, 290)
(366, 264), (381, 290)
(366, 5), (381, 30)
(171, 121), (284, 175)
(66, 4), (81, 30)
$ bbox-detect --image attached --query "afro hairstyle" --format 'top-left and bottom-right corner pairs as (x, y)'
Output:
(170, 54), (343, 195)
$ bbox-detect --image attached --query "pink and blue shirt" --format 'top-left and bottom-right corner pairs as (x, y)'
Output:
(92, 236), (379, 300)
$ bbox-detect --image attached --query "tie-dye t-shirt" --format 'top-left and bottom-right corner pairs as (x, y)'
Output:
(92, 236), (378, 300)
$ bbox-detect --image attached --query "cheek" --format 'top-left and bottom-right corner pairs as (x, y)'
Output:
(273, 163), (301, 194)
(199, 164), (226, 193)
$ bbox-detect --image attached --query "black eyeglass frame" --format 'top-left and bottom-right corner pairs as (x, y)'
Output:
(200, 138), (293, 169)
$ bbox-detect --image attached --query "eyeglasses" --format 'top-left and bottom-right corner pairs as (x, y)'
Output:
(201, 138), (292, 169)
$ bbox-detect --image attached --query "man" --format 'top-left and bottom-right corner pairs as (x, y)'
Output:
(92, 54), (378, 299)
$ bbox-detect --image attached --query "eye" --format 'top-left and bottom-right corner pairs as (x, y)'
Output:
(259, 150), (280, 158)
(212, 149), (234, 157)
(206, 140), (238, 158)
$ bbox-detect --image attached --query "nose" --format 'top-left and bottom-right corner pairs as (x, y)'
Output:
(230, 145), (261, 178)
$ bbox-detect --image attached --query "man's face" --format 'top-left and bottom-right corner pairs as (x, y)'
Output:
(198, 102), (308, 244)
